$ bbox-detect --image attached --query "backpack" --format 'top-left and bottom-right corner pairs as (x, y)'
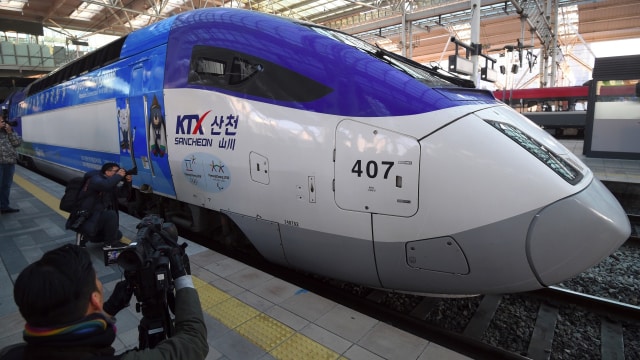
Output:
(59, 177), (88, 212)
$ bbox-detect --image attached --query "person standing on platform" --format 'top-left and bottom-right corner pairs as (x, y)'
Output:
(0, 113), (22, 214)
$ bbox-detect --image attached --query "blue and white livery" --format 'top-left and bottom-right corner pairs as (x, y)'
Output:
(6, 8), (630, 295)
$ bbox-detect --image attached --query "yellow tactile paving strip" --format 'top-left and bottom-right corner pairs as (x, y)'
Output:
(13, 174), (344, 360)
(273, 333), (345, 360)
(190, 252), (342, 359)
(237, 313), (294, 350)
(14, 174), (71, 218)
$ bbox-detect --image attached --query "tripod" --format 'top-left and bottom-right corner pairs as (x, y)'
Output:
(137, 296), (175, 349)
(133, 261), (176, 349)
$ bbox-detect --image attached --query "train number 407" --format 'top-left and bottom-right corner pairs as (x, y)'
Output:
(351, 160), (394, 179)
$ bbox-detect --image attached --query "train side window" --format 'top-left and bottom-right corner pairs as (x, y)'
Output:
(229, 57), (262, 85)
(190, 57), (225, 84)
(188, 45), (332, 102)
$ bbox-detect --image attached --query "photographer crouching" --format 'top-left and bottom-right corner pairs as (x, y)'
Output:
(71, 162), (136, 249)
(0, 217), (208, 360)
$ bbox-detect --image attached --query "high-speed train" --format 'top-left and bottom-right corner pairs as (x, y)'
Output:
(4, 8), (630, 295)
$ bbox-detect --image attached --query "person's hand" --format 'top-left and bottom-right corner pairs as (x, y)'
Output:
(0, 120), (10, 133)
(116, 168), (127, 177)
(169, 247), (191, 280)
(103, 280), (133, 316)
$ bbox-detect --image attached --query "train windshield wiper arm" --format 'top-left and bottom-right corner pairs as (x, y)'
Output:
(378, 48), (474, 88)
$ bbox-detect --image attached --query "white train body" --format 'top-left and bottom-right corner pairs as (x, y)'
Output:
(7, 8), (630, 295)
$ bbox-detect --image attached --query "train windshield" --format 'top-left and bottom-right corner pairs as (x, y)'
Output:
(485, 120), (583, 185)
(307, 26), (473, 88)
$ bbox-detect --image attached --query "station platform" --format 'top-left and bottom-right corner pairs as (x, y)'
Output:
(560, 139), (640, 184)
(0, 166), (470, 360)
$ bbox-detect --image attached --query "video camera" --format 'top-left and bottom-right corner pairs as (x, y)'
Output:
(104, 214), (187, 349)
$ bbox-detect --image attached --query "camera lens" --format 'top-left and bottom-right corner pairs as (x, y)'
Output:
(116, 248), (142, 271)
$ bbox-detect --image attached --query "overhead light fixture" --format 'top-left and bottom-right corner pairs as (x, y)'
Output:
(481, 66), (497, 82)
(480, 54), (497, 82)
(67, 37), (89, 46)
(448, 37), (474, 76)
(449, 55), (473, 75)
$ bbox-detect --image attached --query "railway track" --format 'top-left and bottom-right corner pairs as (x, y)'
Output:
(335, 285), (640, 359)
(628, 214), (640, 241)
(490, 287), (640, 359)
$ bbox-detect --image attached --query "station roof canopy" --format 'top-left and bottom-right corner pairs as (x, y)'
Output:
(0, 0), (638, 65)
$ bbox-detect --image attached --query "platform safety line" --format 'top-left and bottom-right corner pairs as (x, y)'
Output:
(13, 174), (345, 360)
(13, 174), (71, 218)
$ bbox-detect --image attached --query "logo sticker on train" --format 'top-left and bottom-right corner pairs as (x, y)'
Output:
(174, 110), (239, 151)
(181, 152), (231, 193)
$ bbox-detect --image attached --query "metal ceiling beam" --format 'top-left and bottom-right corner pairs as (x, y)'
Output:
(45, 0), (71, 20)
(510, 0), (553, 47)
(80, 0), (168, 19)
(338, 0), (506, 34)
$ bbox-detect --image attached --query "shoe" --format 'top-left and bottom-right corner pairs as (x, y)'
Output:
(104, 241), (128, 249)
(0, 208), (19, 214)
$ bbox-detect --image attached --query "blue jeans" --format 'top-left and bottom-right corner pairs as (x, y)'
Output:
(0, 163), (16, 209)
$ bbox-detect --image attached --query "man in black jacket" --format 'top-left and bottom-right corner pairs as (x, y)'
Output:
(0, 244), (208, 360)
(76, 162), (133, 248)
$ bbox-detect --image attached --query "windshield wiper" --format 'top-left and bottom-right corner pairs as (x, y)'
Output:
(372, 45), (475, 88)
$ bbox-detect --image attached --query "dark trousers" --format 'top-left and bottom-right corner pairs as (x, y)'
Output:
(0, 163), (15, 209)
(95, 209), (122, 245)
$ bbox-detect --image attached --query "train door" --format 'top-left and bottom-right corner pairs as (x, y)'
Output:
(121, 62), (175, 197)
(334, 119), (420, 217)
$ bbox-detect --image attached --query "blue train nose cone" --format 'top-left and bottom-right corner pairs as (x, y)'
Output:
(527, 179), (630, 286)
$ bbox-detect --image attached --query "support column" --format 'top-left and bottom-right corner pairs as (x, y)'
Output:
(470, 0), (481, 86)
(550, 0), (558, 86)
